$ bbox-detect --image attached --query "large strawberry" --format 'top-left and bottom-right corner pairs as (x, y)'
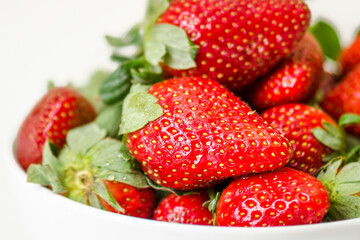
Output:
(125, 77), (292, 190)
(340, 33), (360, 74)
(153, 192), (213, 225)
(321, 65), (360, 136)
(156, 0), (311, 92)
(215, 167), (329, 227)
(248, 33), (323, 110)
(16, 87), (96, 171)
(27, 123), (156, 218)
(261, 104), (337, 175)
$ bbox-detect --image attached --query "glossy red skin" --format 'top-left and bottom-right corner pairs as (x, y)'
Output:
(248, 33), (323, 110)
(153, 192), (213, 225)
(321, 65), (360, 136)
(127, 77), (292, 190)
(99, 180), (157, 219)
(16, 87), (96, 171)
(157, 0), (311, 92)
(340, 34), (360, 74)
(216, 167), (330, 227)
(261, 104), (335, 175)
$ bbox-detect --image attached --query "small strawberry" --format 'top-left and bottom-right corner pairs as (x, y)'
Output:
(27, 123), (156, 218)
(125, 77), (292, 190)
(215, 167), (330, 227)
(99, 180), (156, 218)
(16, 87), (96, 170)
(153, 192), (213, 225)
(321, 64), (360, 136)
(340, 33), (360, 74)
(156, 0), (311, 92)
(261, 104), (337, 175)
(248, 33), (323, 110)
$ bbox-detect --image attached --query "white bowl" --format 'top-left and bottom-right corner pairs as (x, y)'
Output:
(2, 0), (360, 239)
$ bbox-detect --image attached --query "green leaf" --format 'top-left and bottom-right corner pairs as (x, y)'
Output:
(317, 158), (342, 184)
(87, 138), (149, 188)
(312, 127), (343, 151)
(66, 123), (106, 156)
(110, 54), (132, 63)
(95, 102), (123, 138)
(346, 134), (360, 151)
(27, 164), (65, 194)
(78, 70), (111, 112)
(105, 24), (142, 49)
(144, 0), (170, 32)
(93, 179), (124, 213)
(130, 64), (162, 84)
(309, 19), (341, 61)
(323, 122), (343, 140)
(326, 195), (360, 221)
(119, 85), (163, 134)
(339, 113), (360, 127)
(145, 24), (198, 69)
(99, 64), (133, 105)
(88, 192), (103, 210)
(145, 177), (197, 196)
(42, 140), (60, 170)
(347, 145), (360, 164)
(333, 162), (360, 196)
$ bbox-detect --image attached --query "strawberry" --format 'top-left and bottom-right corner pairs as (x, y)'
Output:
(153, 192), (213, 225)
(99, 180), (156, 218)
(16, 87), (96, 171)
(247, 33), (323, 110)
(340, 33), (360, 74)
(261, 104), (336, 175)
(126, 77), (292, 190)
(215, 167), (329, 227)
(156, 0), (311, 92)
(321, 64), (360, 136)
(27, 123), (156, 218)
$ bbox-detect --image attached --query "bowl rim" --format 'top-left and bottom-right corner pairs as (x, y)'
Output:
(6, 124), (360, 234)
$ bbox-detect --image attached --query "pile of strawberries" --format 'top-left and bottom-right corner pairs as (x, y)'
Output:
(16, 0), (360, 227)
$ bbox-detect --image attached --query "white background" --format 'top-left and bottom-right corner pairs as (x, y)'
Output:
(1, 0), (360, 239)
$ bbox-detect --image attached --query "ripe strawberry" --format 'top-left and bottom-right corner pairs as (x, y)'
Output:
(261, 104), (336, 175)
(248, 33), (323, 110)
(126, 77), (292, 190)
(99, 180), (156, 218)
(16, 87), (96, 170)
(215, 167), (330, 227)
(340, 33), (360, 74)
(321, 64), (360, 136)
(153, 192), (213, 225)
(157, 0), (311, 92)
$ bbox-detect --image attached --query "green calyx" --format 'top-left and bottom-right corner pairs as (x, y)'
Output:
(27, 123), (150, 212)
(312, 113), (360, 164)
(317, 158), (360, 221)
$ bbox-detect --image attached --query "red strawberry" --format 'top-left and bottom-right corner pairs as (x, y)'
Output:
(157, 0), (311, 92)
(248, 33), (323, 110)
(321, 65), (360, 136)
(340, 33), (360, 74)
(216, 167), (330, 227)
(153, 192), (213, 225)
(16, 87), (96, 170)
(99, 180), (156, 219)
(126, 77), (292, 190)
(261, 104), (336, 175)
